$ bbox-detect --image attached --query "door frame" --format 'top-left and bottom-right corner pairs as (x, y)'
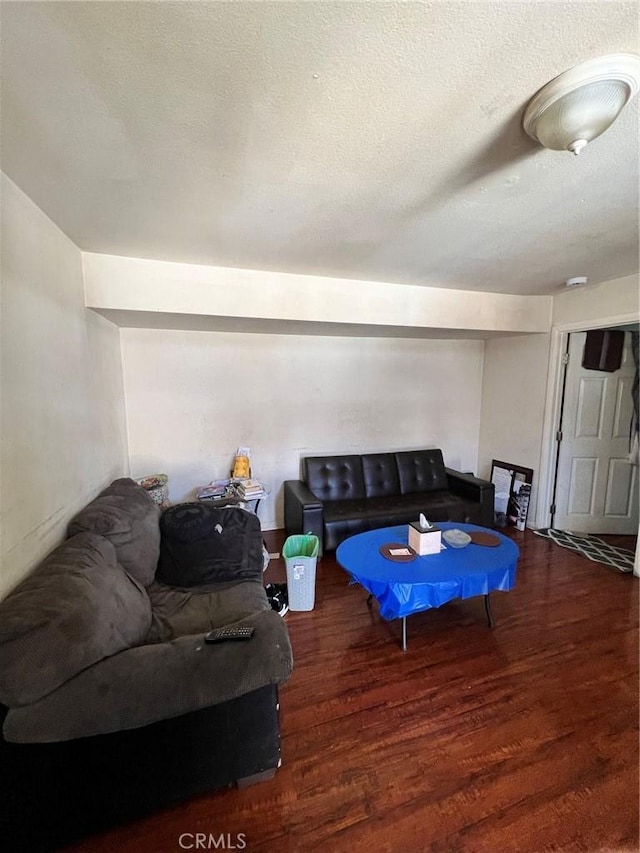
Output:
(535, 311), (640, 533)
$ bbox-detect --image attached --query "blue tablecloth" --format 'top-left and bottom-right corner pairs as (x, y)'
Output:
(336, 522), (519, 620)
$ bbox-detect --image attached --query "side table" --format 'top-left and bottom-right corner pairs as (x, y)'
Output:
(196, 481), (270, 515)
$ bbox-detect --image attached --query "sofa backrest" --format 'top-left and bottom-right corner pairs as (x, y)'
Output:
(0, 532), (152, 708)
(362, 453), (400, 498)
(68, 478), (161, 587)
(304, 455), (365, 501)
(395, 449), (448, 494)
(304, 449), (447, 501)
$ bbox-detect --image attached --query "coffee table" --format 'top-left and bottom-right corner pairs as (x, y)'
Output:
(336, 522), (519, 650)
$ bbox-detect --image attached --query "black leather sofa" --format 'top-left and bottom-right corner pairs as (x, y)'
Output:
(284, 449), (494, 554)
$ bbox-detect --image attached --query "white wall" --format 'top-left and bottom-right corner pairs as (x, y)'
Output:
(0, 175), (128, 598)
(120, 329), (484, 529)
(3, 172), (634, 585)
(553, 274), (639, 328)
(478, 274), (640, 531)
(83, 252), (552, 336)
(477, 334), (551, 527)
(532, 273), (640, 531)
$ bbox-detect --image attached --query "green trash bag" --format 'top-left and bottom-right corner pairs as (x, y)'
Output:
(283, 533), (319, 610)
(282, 534), (319, 560)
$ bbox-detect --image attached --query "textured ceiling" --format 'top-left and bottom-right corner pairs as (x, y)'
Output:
(1, 1), (639, 296)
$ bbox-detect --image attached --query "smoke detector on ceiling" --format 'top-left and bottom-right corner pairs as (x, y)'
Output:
(565, 276), (588, 287)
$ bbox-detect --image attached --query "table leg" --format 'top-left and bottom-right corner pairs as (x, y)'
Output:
(484, 594), (495, 628)
(402, 616), (407, 651)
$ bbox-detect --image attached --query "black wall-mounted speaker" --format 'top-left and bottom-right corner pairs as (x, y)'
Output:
(581, 330), (624, 372)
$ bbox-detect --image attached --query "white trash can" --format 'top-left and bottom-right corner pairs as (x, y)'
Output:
(283, 534), (319, 611)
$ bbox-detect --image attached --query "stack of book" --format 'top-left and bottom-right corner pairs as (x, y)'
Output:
(196, 480), (231, 501)
(236, 479), (264, 500)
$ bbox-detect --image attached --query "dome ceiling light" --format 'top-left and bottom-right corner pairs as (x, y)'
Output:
(523, 54), (640, 155)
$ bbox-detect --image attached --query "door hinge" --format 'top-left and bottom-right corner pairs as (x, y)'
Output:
(562, 352), (569, 365)
(556, 430), (563, 442)
(550, 503), (556, 515)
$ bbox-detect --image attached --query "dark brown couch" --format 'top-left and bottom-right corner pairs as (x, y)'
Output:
(0, 479), (293, 851)
(284, 448), (494, 554)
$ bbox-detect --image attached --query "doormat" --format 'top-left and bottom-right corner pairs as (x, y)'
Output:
(534, 528), (635, 573)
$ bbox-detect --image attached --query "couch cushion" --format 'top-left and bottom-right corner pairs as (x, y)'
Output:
(157, 504), (263, 588)
(3, 609), (293, 743)
(395, 449), (448, 494)
(304, 455), (365, 501)
(0, 533), (152, 707)
(68, 478), (160, 586)
(364, 495), (423, 525)
(145, 579), (271, 643)
(362, 453), (400, 498)
(398, 491), (471, 523)
(323, 491), (476, 548)
(323, 498), (371, 523)
(322, 499), (371, 550)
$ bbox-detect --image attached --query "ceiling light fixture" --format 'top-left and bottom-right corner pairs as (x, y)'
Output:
(523, 54), (640, 155)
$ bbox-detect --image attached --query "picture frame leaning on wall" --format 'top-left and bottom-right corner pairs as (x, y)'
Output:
(490, 460), (534, 531)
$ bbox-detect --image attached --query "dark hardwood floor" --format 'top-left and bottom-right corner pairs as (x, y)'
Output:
(65, 528), (638, 853)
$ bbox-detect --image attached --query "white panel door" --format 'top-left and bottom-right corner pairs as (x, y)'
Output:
(554, 331), (638, 534)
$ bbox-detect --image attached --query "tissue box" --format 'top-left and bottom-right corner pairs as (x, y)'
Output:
(408, 522), (441, 556)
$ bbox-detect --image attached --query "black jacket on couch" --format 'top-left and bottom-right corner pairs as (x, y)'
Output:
(284, 448), (494, 554)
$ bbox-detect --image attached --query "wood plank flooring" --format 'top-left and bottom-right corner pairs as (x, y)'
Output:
(65, 528), (638, 853)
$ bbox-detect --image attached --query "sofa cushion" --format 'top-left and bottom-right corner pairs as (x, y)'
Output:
(157, 504), (263, 588)
(398, 491), (470, 523)
(145, 579), (271, 643)
(322, 500), (371, 550)
(364, 495), (424, 525)
(395, 449), (448, 494)
(323, 499), (372, 524)
(304, 455), (365, 501)
(0, 533), (152, 707)
(362, 453), (400, 498)
(3, 610), (293, 743)
(68, 478), (160, 586)
(323, 492), (477, 549)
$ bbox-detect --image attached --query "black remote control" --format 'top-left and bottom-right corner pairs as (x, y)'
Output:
(204, 626), (255, 644)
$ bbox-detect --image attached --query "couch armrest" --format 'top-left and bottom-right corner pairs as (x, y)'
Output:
(3, 609), (292, 743)
(445, 468), (495, 528)
(283, 480), (324, 554)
